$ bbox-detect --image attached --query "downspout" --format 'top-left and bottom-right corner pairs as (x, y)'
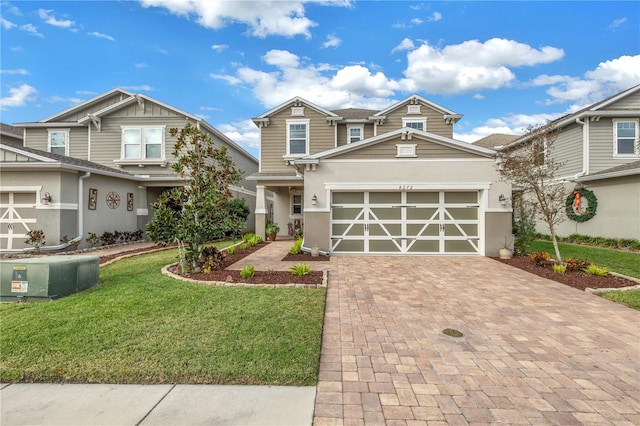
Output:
(20, 172), (90, 253)
(572, 117), (588, 180)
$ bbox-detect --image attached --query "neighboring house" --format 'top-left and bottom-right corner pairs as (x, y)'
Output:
(473, 133), (519, 150)
(250, 95), (512, 256)
(1, 88), (258, 252)
(0, 123), (24, 147)
(499, 84), (640, 240)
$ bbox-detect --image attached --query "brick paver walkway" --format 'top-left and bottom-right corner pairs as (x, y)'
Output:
(315, 256), (640, 425)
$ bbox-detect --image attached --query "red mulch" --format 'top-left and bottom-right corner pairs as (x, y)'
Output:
(282, 252), (330, 261)
(179, 269), (324, 285)
(495, 255), (637, 291)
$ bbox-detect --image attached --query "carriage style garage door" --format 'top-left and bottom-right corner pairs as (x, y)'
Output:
(331, 191), (480, 254)
(0, 191), (37, 251)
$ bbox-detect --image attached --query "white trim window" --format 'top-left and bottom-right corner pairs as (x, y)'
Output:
(614, 119), (639, 157)
(347, 125), (364, 143)
(121, 126), (165, 160)
(291, 194), (303, 215)
(48, 129), (69, 156)
(286, 119), (309, 156)
(402, 118), (426, 131)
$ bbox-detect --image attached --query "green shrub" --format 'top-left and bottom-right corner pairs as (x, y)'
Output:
(290, 263), (312, 276)
(530, 251), (550, 267)
(289, 238), (303, 255)
(552, 263), (567, 275)
(583, 264), (609, 276)
(227, 245), (237, 255)
(240, 265), (255, 279)
(249, 235), (263, 245)
(242, 233), (256, 243)
(86, 232), (100, 248)
(240, 243), (248, 250)
(25, 229), (46, 253)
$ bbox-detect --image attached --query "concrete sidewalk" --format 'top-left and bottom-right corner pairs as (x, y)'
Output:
(0, 383), (316, 425)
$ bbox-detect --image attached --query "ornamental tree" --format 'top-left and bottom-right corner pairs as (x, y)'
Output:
(495, 122), (567, 262)
(146, 123), (242, 273)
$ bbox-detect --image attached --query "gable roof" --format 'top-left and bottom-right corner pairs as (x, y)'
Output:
(371, 94), (463, 124)
(0, 143), (136, 178)
(13, 88), (257, 163)
(299, 128), (495, 162)
(253, 96), (341, 122)
(331, 108), (379, 120)
(578, 160), (640, 182)
(502, 84), (640, 150)
(473, 133), (519, 150)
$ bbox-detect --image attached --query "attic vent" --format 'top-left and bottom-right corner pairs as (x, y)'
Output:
(407, 105), (421, 114)
(396, 144), (417, 158)
(291, 107), (305, 116)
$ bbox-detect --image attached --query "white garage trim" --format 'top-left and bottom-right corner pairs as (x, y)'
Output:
(0, 191), (38, 251)
(325, 182), (491, 191)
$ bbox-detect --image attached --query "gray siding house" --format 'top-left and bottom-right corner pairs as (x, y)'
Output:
(500, 84), (640, 240)
(1, 89), (258, 252)
(250, 95), (512, 256)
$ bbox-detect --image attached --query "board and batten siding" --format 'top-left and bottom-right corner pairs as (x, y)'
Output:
(553, 122), (583, 177)
(55, 92), (129, 122)
(377, 103), (453, 138)
(260, 106), (335, 173)
(332, 138), (479, 160)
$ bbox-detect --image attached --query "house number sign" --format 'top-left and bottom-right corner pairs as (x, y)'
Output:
(399, 185), (414, 190)
(106, 191), (121, 209)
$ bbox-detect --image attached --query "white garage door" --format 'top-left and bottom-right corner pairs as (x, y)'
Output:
(331, 191), (480, 254)
(0, 192), (37, 251)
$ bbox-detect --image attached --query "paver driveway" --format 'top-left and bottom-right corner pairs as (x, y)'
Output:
(314, 256), (640, 425)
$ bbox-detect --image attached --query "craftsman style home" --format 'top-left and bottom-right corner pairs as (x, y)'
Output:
(0, 88), (258, 252)
(250, 95), (512, 256)
(499, 84), (640, 240)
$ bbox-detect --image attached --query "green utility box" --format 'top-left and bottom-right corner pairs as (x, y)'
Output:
(0, 256), (99, 302)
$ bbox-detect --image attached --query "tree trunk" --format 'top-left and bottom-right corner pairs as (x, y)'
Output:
(549, 228), (563, 263)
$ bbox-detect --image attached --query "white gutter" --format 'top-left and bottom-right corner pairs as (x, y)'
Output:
(575, 117), (588, 178)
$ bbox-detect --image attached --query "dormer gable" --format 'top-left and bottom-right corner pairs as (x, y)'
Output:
(252, 96), (342, 128)
(371, 94), (463, 126)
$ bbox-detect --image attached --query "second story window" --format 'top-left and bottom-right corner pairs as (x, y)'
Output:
(348, 126), (363, 143)
(614, 120), (638, 157)
(48, 129), (69, 156)
(286, 119), (309, 156)
(122, 126), (164, 160)
(402, 118), (426, 131)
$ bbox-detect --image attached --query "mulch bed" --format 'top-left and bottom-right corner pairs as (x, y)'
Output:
(495, 255), (638, 291)
(282, 252), (330, 261)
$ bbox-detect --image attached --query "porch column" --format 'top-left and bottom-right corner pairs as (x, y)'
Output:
(255, 185), (267, 239)
(137, 186), (149, 234)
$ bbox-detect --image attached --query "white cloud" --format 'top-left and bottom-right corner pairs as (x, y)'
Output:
(211, 44), (229, 52)
(135, 63), (148, 68)
(330, 65), (399, 97)
(322, 34), (341, 49)
(263, 49), (300, 68)
(610, 17), (627, 28)
(122, 85), (154, 91)
(217, 119), (261, 152)
(391, 38), (415, 54)
(455, 112), (561, 143)
(427, 12), (442, 22)
(0, 84), (37, 109)
(38, 9), (75, 28)
(411, 18), (423, 25)
(76, 90), (98, 96)
(0, 69), (29, 75)
(1, 17), (16, 29)
(89, 31), (115, 41)
(403, 38), (564, 94)
(20, 23), (43, 37)
(585, 55), (640, 90)
(139, 0), (347, 38)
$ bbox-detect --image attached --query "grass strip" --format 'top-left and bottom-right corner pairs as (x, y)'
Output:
(1, 247), (326, 385)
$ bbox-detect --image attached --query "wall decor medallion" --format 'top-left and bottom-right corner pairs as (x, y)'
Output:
(566, 187), (597, 222)
(88, 188), (98, 210)
(106, 191), (121, 209)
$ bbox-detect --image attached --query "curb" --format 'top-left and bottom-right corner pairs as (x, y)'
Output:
(585, 272), (640, 293)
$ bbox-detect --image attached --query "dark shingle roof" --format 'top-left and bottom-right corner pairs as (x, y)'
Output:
(586, 160), (640, 177)
(331, 108), (379, 120)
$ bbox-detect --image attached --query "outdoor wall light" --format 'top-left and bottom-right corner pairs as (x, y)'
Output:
(311, 194), (318, 206)
(41, 192), (52, 205)
(498, 194), (507, 206)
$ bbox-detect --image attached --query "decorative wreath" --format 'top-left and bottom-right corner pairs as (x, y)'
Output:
(566, 187), (597, 222)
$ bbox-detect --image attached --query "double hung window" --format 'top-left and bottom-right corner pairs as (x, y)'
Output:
(402, 118), (426, 131)
(48, 129), (69, 156)
(614, 120), (638, 156)
(348, 126), (363, 143)
(286, 120), (309, 155)
(122, 126), (164, 160)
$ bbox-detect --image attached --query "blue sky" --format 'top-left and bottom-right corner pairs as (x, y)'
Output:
(1, 0), (639, 158)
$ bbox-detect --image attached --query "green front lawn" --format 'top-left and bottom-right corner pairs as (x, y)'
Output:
(0, 247), (326, 385)
(529, 240), (640, 310)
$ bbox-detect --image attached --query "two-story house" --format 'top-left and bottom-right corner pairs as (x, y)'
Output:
(250, 95), (512, 256)
(499, 84), (640, 240)
(0, 88), (258, 252)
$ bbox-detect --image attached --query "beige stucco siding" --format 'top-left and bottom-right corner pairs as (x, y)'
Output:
(331, 138), (480, 160)
(376, 103), (453, 138)
(554, 122), (583, 177)
(541, 176), (640, 240)
(260, 107), (335, 173)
